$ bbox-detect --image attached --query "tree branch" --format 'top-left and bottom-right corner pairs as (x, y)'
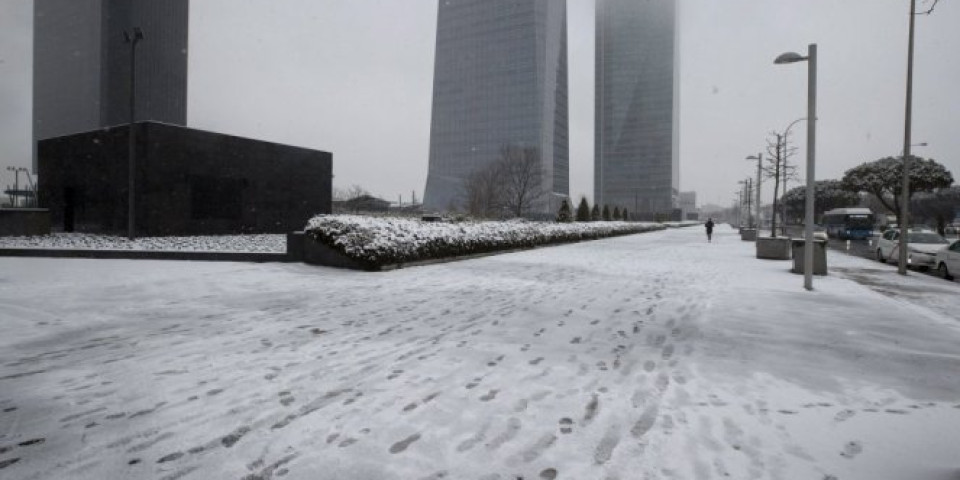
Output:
(917, 0), (940, 15)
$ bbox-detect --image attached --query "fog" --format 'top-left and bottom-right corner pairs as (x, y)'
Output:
(1, 0), (958, 210)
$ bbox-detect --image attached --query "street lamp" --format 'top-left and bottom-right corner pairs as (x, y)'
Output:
(123, 27), (144, 240)
(898, 0), (938, 274)
(738, 178), (753, 228)
(775, 44), (818, 291)
(745, 154), (762, 230)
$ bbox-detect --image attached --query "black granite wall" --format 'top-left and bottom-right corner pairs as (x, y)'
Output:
(39, 122), (332, 236)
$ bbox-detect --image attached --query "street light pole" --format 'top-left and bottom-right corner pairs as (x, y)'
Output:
(13, 168), (20, 208)
(775, 44), (818, 291)
(899, 0), (917, 275)
(746, 154), (762, 230)
(124, 27), (144, 240)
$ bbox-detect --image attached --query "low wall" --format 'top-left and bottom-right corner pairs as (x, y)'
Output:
(0, 209), (51, 237)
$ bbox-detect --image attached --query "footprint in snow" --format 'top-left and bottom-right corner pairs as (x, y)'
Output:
(840, 441), (863, 459)
(480, 390), (499, 402)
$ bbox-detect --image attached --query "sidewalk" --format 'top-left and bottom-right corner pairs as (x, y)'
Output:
(0, 225), (958, 480)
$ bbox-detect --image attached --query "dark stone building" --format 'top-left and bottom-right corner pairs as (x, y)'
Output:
(33, 0), (190, 170)
(38, 122), (332, 236)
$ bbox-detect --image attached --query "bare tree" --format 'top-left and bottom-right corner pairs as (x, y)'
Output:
(761, 132), (791, 236)
(458, 145), (548, 218)
(462, 163), (503, 218)
(497, 145), (547, 218)
(346, 184), (369, 201)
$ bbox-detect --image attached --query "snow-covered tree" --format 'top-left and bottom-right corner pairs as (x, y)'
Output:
(782, 180), (860, 223)
(911, 186), (960, 235)
(842, 156), (953, 226)
(576, 197), (591, 222)
(556, 199), (573, 223)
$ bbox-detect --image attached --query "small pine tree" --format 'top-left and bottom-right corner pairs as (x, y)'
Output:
(602, 205), (611, 221)
(622, 208), (629, 221)
(591, 204), (601, 221)
(576, 197), (590, 222)
(613, 207), (621, 220)
(556, 199), (573, 223)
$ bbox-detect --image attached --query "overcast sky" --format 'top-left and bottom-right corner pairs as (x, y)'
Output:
(1, 0), (958, 210)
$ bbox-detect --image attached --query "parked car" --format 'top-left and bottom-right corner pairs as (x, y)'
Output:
(935, 240), (960, 280)
(875, 229), (950, 270)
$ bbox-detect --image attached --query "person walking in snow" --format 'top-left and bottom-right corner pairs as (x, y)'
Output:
(705, 218), (715, 242)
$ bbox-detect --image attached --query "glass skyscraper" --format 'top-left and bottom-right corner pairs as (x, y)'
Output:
(595, 0), (679, 218)
(424, 0), (569, 214)
(33, 0), (188, 169)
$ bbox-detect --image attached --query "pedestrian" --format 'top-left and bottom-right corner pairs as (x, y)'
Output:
(705, 218), (715, 242)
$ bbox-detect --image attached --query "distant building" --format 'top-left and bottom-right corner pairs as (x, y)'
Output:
(334, 195), (392, 214)
(424, 0), (569, 215)
(595, 0), (679, 219)
(38, 122), (332, 236)
(679, 191), (697, 220)
(33, 0), (189, 170)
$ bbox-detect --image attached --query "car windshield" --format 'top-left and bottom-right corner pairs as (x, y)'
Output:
(907, 233), (949, 244)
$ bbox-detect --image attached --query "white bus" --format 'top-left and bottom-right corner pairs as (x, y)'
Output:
(822, 207), (874, 240)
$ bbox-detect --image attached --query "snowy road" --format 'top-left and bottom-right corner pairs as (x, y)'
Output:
(1, 225), (959, 480)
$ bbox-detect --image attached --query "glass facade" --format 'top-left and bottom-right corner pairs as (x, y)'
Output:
(424, 0), (569, 214)
(595, 0), (679, 218)
(33, 0), (188, 169)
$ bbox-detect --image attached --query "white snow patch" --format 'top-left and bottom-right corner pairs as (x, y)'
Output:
(1, 224), (958, 480)
(0, 233), (286, 253)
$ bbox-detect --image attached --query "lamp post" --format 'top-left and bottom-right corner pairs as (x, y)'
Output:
(739, 178), (753, 228)
(6, 166), (20, 207)
(746, 153), (762, 230)
(123, 27), (144, 240)
(737, 190), (743, 227)
(898, 0), (918, 275)
(775, 44), (818, 291)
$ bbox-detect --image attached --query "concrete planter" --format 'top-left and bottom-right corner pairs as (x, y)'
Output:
(791, 239), (828, 275)
(302, 234), (376, 271)
(756, 236), (792, 260)
(740, 228), (757, 241)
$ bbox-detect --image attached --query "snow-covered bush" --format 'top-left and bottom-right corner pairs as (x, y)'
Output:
(304, 215), (664, 267)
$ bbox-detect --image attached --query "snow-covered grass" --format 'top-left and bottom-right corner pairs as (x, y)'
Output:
(0, 233), (286, 253)
(304, 214), (664, 266)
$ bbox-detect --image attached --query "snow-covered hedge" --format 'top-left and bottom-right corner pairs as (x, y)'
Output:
(304, 215), (665, 267)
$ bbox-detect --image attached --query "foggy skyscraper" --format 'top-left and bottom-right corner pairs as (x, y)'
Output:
(595, 0), (679, 218)
(424, 0), (569, 214)
(33, 0), (189, 168)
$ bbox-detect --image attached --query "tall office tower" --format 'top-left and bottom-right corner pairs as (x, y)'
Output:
(595, 0), (679, 219)
(33, 0), (189, 169)
(424, 0), (569, 214)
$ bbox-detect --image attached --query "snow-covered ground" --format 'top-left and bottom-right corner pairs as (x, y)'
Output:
(0, 233), (286, 253)
(1, 225), (958, 480)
